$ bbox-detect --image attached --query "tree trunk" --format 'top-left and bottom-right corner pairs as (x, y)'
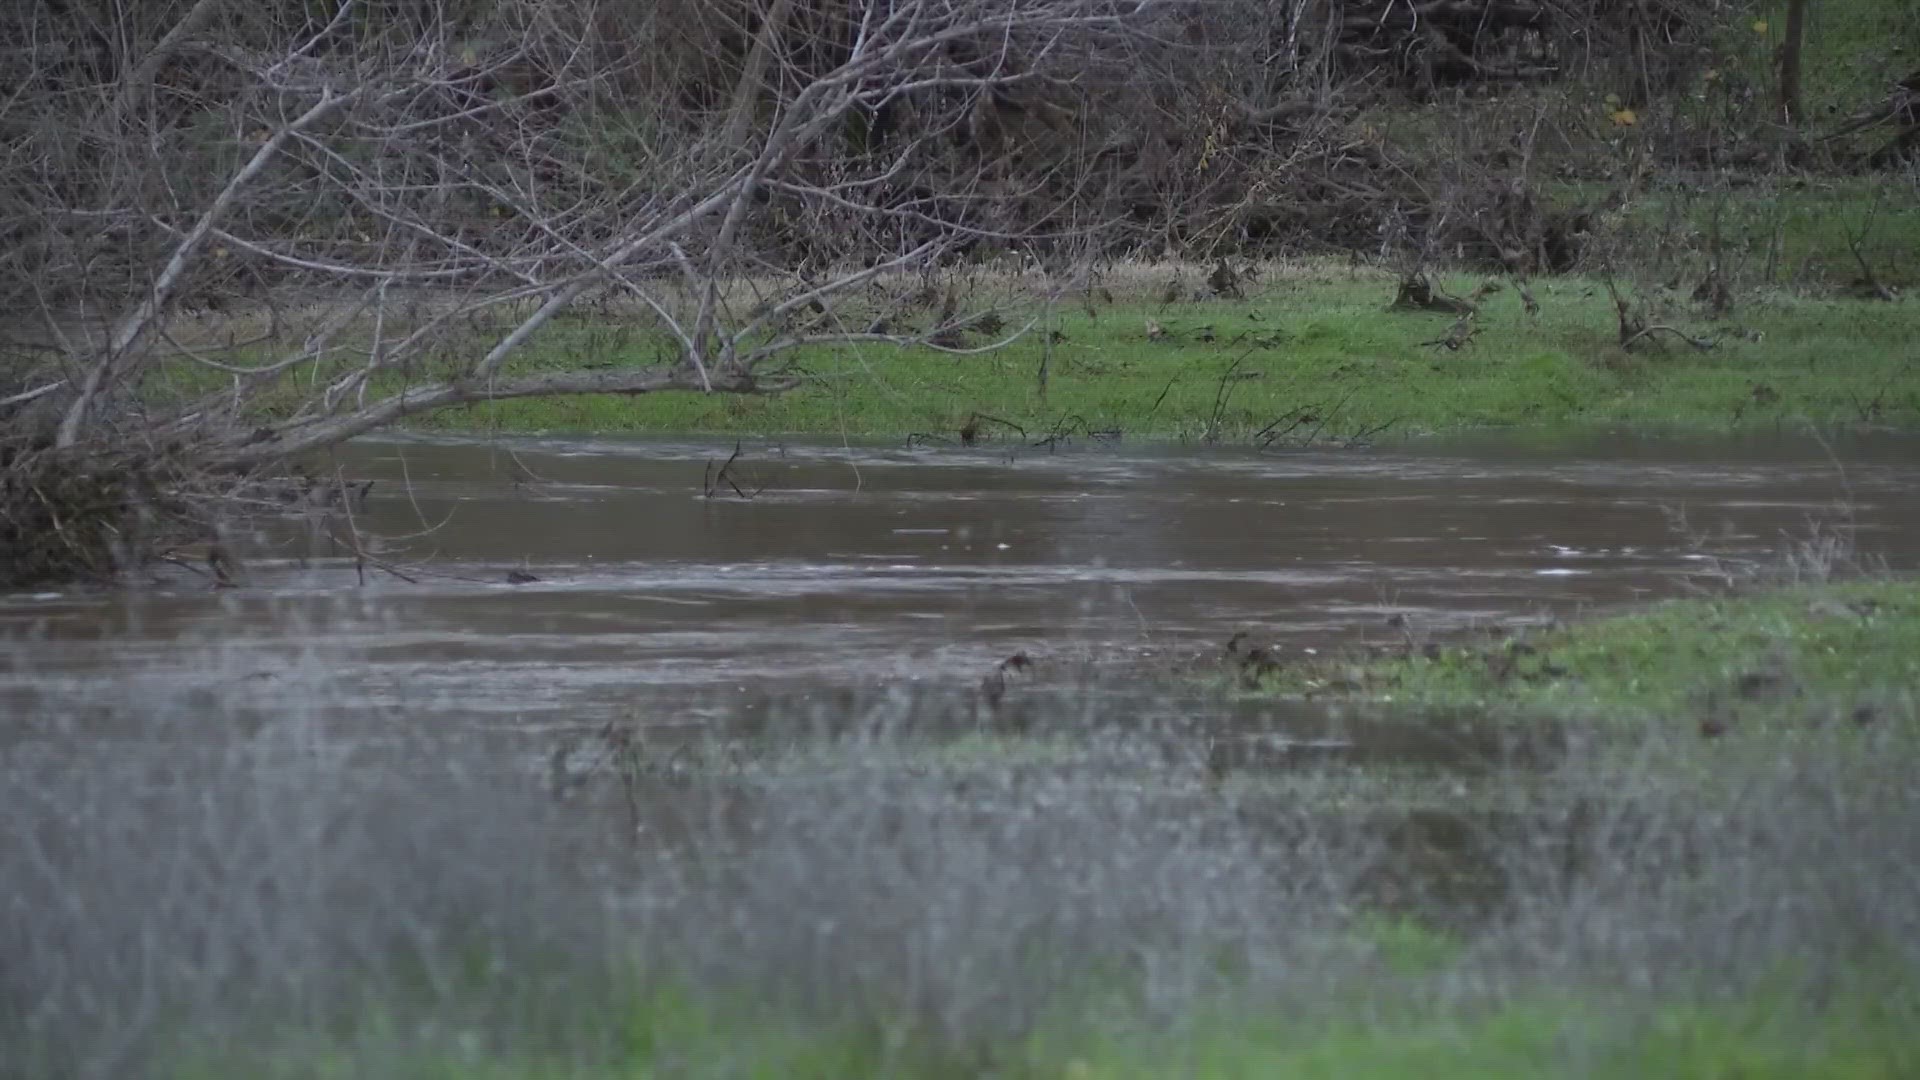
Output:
(721, 0), (796, 153)
(1778, 0), (1808, 124)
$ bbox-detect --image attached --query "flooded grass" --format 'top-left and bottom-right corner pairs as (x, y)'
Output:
(1248, 577), (1920, 739)
(6, 598), (1919, 1078)
(5, 434), (1918, 1077)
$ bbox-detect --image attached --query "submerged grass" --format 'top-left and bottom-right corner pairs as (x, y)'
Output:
(6, 598), (1919, 1078)
(1249, 576), (1920, 735)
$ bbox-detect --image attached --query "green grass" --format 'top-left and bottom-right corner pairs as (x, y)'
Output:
(1157, 993), (1919, 1080)
(167, 981), (1920, 1079)
(1251, 577), (1920, 732)
(1735, 0), (1920, 124)
(393, 265), (1920, 441)
(1566, 176), (1920, 296)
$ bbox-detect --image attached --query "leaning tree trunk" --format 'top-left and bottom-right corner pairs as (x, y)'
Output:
(1, 0), (1173, 586)
(720, 0), (797, 154)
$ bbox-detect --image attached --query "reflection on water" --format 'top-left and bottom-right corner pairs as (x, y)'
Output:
(3, 431), (1917, 729)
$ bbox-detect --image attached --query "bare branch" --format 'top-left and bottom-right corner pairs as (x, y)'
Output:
(208, 365), (713, 470)
(1, 381), (68, 409)
(56, 85), (360, 447)
(104, 0), (231, 130)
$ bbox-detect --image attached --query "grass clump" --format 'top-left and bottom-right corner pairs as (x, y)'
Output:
(1251, 577), (1920, 734)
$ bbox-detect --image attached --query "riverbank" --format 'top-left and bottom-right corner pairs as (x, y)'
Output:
(10, 488), (1916, 1079)
(412, 261), (1920, 443)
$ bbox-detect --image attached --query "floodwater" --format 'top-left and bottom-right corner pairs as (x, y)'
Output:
(3, 431), (1918, 734)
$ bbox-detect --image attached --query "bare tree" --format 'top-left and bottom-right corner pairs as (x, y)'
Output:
(0, 0), (1776, 585)
(0, 0), (1169, 579)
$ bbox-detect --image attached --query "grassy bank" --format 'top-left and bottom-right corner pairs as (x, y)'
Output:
(171, 983), (1919, 1079)
(405, 261), (1920, 442)
(1245, 575), (1920, 736)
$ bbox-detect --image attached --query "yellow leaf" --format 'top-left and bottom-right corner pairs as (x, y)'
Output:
(1610, 108), (1638, 127)
(1752, 19), (1768, 33)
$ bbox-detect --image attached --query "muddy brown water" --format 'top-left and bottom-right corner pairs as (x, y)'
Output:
(4, 430), (1918, 742)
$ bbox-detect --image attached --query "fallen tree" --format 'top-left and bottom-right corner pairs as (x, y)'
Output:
(0, 0), (1172, 586)
(1822, 69), (1920, 167)
(0, 0), (1878, 586)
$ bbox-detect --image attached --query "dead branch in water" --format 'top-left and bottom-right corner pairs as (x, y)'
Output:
(704, 442), (765, 500)
(2, 0), (1165, 584)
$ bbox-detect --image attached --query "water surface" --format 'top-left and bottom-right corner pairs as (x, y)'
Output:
(4, 431), (1915, 732)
